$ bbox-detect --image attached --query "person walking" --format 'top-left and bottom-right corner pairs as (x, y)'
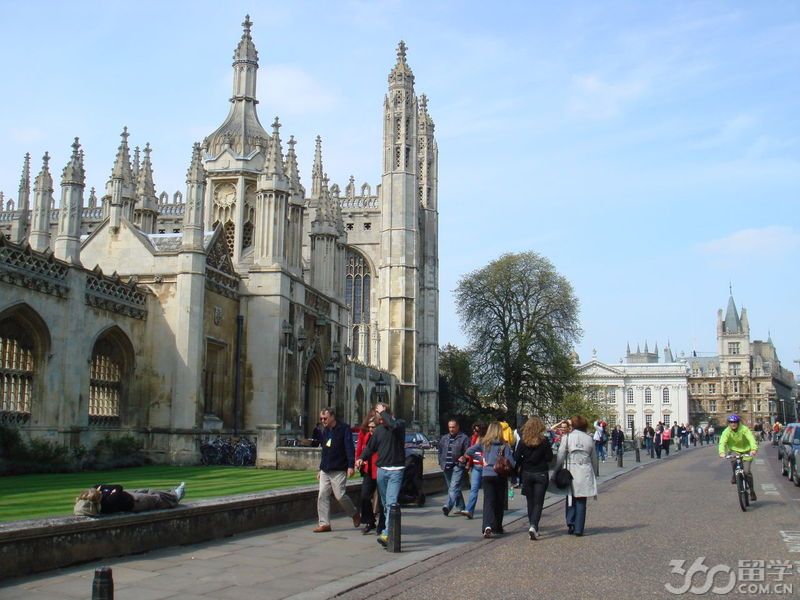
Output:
(357, 402), (406, 548)
(552, 415), (598, 536)
(611, 425), (625, 457)
(662, 424), (672, 456)
(313, 407), (360, 533)
(462, 422), (487, 519)
(513, 416), (553, 540)
(355, 412), (384, 535)
(464, 422), (515, 538)
(644, 424), (655, 457)
(438, 419), (470, 516)
(653, 425), (663, 459)
(593, 422), (607, 463)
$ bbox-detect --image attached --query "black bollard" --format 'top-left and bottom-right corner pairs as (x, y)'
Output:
(92, 567), (113, 600)
(617, 449), (623, 467)
(387, 503), (401, 553)
(635, 445), (641, 463)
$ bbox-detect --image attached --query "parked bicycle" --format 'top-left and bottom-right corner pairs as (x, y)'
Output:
(200, 437), (256, 466)
(726, 452), (753, 512)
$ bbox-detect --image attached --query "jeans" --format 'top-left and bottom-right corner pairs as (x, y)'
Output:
(443, 465), (466, 511)
(565, 496), (588, 534)
(595, 441), (606, 461)
(465, 467), (482, 515)
(377, 467), (404, 536)
(645, 438), (654, 457)
(481, 476), (507, 533)
(521, 471), (548, 530)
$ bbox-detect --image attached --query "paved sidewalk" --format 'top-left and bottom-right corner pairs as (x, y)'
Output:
(0, 444), (709, 600)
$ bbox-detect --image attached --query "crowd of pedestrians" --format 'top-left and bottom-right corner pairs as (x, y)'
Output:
(316, 402), (775, 546)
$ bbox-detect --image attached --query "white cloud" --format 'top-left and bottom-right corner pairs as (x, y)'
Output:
(9, 128), (46, 144)
(261, 64), (340, 117)
(567, 74), (647, 119)
(697, 226), (800, 260)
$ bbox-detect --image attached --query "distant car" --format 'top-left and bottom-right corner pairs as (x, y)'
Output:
(779, 423), (800, 486)
(404, 432), (433, 456)
(777, 426), (793, 462)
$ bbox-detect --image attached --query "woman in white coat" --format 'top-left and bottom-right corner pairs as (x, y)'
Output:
(552, 415), (599, 536)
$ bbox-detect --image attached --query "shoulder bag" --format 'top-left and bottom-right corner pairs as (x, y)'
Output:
(552, 434), (574, 490)
(493, 445), (514, 477)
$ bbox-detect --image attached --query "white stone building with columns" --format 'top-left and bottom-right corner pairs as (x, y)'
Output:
(578, 345), (690, 434)
(0, 16), (439, 464)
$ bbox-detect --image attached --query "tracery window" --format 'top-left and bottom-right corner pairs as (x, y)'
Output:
(0, 319), (34, 422)
(89, 330), (131, 426)
(346, 250), (372, 362)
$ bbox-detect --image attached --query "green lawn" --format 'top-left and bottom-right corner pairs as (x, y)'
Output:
(0, 465), (319, 523)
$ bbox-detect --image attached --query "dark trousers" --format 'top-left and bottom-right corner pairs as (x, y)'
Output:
(654, 443), (662, 458)
(359, 474), (384, 531)
(481, 476), (507, 533)
(565, 496), (587, 534)
(521, 471), (548, 529)
(663, 441), (670, 456)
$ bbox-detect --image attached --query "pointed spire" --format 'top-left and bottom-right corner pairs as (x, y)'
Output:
(285, 135), (304, 200)
(263, 117), (286, 177)
(233, 14), (258, 66)
(132, 145), (141, 183)
(186, 142), (206, 184)
(626, 342), (631, 356)
(724, 292), (742, 334)
(311, 135), (324, 199)
(111, 127), (134, 183)
(136, 143), (156, 198)
(61, 137), (85, 186)
(29, 152), (54, 253)
(18, 152), (31, 207)
(88, 187), (97, 209)
(418, 93), (434, 131)
(388, 40), (414, 88)
(10, 152), (32, 244)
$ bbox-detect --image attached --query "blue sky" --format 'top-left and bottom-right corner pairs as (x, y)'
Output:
(1, 1), (798, 372)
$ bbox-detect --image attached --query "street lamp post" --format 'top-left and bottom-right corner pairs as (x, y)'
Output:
(324, 359), (338, 406)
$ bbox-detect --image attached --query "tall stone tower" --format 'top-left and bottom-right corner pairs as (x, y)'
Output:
(717, 292), (751, 377)
(378, 42), (418, 420)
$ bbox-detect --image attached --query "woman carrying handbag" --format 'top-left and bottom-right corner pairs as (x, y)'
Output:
(551, 415), (598, 536)
(463, 421), (516, 538)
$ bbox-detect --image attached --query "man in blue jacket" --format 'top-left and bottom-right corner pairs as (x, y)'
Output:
(313, 407), (361, 532)
(438, 420), (470, 516)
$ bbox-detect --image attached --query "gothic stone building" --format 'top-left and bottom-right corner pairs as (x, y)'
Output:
(0, 17), (439, 463)
(687, 294), (794, 428)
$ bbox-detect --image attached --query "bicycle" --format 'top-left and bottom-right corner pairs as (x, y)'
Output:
(725, 452), (754, 512)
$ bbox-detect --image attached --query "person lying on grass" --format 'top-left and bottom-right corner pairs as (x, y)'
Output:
(73, 482), (185, 516)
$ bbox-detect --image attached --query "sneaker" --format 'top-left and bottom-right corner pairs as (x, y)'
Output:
(528, 526), (539, 540)
(442, 506), (450, 517)
(174, 482), (186, 502)
(483, 527), (492, 539)
(377, 533), (388, 547)
(567, 525), (575, 535)
(508, 488), (514, 499)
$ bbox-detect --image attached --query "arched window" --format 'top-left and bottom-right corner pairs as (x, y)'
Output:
(0, 320), (35, 421)
(662, 388), (670, 404)
(346, 249), (372, 362)
(89, 328), (133, 426)
(626, 388), (634, 404)
(644, 388), (652, 404)
(0, 305), (49, 425)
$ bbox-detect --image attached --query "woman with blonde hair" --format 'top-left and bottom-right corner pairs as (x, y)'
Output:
(464, 421), (515, 538)
(513, 416), (553, 540)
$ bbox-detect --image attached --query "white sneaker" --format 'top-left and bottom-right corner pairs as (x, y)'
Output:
(528, 526), (539, 540)
(483, 527), (492, 539)
(175, 482), (186, 502)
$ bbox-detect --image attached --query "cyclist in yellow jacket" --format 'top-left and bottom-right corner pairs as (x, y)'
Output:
(718, 414), (758, 501)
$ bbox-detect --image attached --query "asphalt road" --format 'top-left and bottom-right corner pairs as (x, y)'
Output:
(340, 443), (800, 599)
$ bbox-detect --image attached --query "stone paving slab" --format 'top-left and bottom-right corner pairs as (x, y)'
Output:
(0, 445), (703, 599)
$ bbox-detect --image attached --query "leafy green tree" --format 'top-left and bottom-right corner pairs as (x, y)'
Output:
(455, 251), (582, 425)
(438, 344), (501, 432)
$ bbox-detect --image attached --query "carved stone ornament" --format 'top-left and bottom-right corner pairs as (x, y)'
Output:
(213, 306), (223, 325)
